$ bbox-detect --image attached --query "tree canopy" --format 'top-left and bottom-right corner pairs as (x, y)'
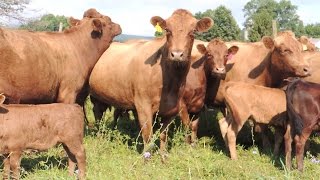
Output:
(243, 0), (304, 41)
(305, 23), (320, 38)
(194, 5), (241, 42)
(20, 14), (69, 32)
(0, 0), (30, 23)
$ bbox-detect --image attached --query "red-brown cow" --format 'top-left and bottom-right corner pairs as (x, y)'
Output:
(89, 9), (213, 158)
(179, 39), (238, 143)
(214, 31), (311, 150)
(0, 94), (86, 179)
(0, 8), (121, 104)
(284, 79), (320, 172)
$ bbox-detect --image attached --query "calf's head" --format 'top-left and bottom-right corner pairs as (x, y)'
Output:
(263, 31), (311, 77)
(151, 9), (213, 62)
(197, 39), (238, 76)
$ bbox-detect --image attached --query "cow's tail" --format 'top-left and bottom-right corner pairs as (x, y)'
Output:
(286, 80), (303, 135)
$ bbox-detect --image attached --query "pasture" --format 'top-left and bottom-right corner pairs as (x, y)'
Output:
(2, 108), (319, 179)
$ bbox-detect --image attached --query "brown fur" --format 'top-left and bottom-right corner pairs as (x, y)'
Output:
(89, 9), (213, 156)
(223, 82), (286, 160)
(0, 95), (86, 179)
(179, 39), (238, 143)
(284, 79), (320, 172)
(0, 9), (121, 104)
(210, 31), (311, 150)
(83, 8), (102, 18)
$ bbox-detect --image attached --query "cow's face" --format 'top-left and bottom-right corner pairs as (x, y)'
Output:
(197, 39), (238, 77)
(151, 9), (213, 62)
(263, 31), (311, 77)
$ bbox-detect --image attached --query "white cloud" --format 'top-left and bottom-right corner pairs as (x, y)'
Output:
(24, 0), (320, 36)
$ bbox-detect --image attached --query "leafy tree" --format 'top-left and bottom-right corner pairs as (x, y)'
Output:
(0, 0), (30, 23)
(195, 6), (241, 42)
(244, 0), (304, 41)
(20, 14), (69, 32)
(305, 23), (320, 38)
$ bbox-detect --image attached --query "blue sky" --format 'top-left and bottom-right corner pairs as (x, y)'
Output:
(25, 0), (319, 36)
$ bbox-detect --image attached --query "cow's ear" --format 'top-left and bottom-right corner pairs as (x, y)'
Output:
(262, 36), (275, 49)
(69, 17), (80, 26)
(0, 94), (5, 105)
(227, 46), (239, 61)
(196, 17), (214, 32)
(151, 16), (166, 29)
(299, 36), (309, 45)
(197, 44), (207, 55)
(91, 19), (102, 39)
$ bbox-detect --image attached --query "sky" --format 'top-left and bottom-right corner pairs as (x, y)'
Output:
(24, 0), (320, 36)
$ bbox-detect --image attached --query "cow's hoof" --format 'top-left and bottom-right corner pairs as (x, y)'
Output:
(161, 152), (169, 163)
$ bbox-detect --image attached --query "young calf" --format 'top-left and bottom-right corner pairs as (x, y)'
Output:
(0, 95), (86, 179)
(223, 82), (287, 160)
(285, 79), (320, 172)
(179, 39), (238, 143)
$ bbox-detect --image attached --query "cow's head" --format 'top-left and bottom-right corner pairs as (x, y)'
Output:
(151, 9), (213, 62)
(263, 31), (311, 77)
(67, 8), (122, 54)
(197, 39), (238, 77)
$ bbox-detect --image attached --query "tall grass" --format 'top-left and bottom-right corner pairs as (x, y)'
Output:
(1, 108), (319, 179)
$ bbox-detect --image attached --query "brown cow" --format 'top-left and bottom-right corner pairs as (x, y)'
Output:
(0, 8), (121, 104)
(214, 31), (311, 150)
(89, 9), (213, 157)
(0, 94), (86, 179)
(179, 39), (238, 143)
(284, 79), (320, 172)
(223, 82), (286, 160)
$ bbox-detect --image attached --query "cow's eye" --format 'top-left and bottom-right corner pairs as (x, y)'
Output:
(165, 28), (172, 35)
(189, 30), (195, 38)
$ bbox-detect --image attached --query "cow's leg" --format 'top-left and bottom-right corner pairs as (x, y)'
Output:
(178, 101), (192, 143)
(273, 126), (285, 157)
(255, 123), (272, 150)
(135, 103), (153, 154)
(57, 85), (77, 104)
(295, 128), (312, 172)
(9, 151), (21, 180)
(3, 154), (10, 180)
(63, 141), (86, 179)
(226, 119), (244, 160)
(159, 117), (172, 161)
(219, 113), (232, 148)
(284, 122), (293, 170)
(190, 114), (200, 145)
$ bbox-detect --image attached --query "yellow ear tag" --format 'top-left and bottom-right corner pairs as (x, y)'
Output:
(302, 44), (307, 51)
(155, 23), (163, 33)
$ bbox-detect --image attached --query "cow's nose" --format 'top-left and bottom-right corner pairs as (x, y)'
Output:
(170, 51), (184, 61)
(303, 66), (311, 76)
(214, 67), (226, 74)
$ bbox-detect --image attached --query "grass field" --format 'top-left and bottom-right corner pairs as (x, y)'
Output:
(1, 108), (320, 179)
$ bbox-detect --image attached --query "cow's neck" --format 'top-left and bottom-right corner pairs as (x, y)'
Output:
(205, 75), (221, 107)
(67, 26), (107, 74)
(158, 44), (190, 116)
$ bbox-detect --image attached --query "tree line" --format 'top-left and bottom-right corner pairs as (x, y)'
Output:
(1, 0), (320, 42)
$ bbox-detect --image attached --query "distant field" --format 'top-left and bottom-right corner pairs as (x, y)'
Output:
(2, 108), (320, 179)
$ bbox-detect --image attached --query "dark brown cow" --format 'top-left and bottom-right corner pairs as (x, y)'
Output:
(214, 31), (311, 149)
(284, 79), (320, 172)
(89, 9), (213, 157)
(179, 39), (238, 143)
(0, 94), (86, 179)
(0, 8), (121, 104)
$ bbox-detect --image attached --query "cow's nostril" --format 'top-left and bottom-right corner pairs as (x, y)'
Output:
(303, 68), (309, 73)
(180, 53), (184, 57)
(171, 52), (175, 58)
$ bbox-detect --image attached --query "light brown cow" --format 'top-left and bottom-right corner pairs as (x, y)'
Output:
(179, 39), (238, 143)
(0, 94), (86, 179)
(223, 82), (286, 160)
(0, 8), (121, 104)
(89, 9), (213, 157)
(214, 31), (311, 149)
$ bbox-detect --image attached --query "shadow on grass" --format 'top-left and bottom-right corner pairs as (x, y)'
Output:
(0, 152), (68, 179)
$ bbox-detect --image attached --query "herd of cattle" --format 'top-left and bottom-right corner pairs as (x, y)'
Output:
(0, 7), (319, 179)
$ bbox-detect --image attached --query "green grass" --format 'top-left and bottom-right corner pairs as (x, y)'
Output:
(1, 108), (320, 180)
